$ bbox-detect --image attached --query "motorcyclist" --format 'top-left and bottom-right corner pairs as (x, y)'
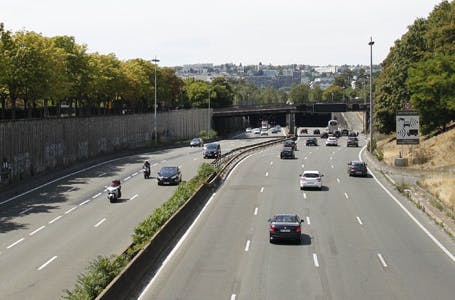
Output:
(109, 179), (121, 199)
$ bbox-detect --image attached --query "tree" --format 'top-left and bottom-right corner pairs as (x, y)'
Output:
(209, 77), (234, 108)
(185, 79), (210, 108)
(289, 83), (310, 104)
(322, 85), (344, 102)
(407, 53), (455, 133)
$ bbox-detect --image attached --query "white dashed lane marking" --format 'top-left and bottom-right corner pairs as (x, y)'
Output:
(94, 218), (106, 227)
(306, 216), (311, 225)
(356, 216), (363, 225)
(20, 208), (33, 214)
(79, 199), (91, 206)
(37, 256), (57, 270)
(313, 253), (320, 267)
(29, 226), (46, 236)
(124, 176), (131, 181)
(337, 178), (340, 183)
(244, 240), (251, 252)
(49, 216), (62, 224)
(377, 253), (388, 267)
(265, 172), (269, 177)
(92, 193), (102, 199)
(260, 187), (264, 193)
(344, 192), (349, 199)
(64, 207), (77, 214)
(303, 193), (307, 199)
(7, 238), (25, 249)
(130, 194), (138, 200)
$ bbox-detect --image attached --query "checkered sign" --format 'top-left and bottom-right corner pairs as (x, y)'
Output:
(396, 110), (419, 145)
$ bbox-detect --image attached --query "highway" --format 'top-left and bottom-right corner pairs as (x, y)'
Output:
(138, 133), (455, 300)
(0, 134), (282, 300)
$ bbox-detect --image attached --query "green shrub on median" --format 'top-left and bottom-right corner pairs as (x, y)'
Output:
(64, 163), (217, 300)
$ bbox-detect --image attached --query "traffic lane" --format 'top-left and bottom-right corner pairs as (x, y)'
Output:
(0, 149), (208, 299)
(139, 149), (282, 300)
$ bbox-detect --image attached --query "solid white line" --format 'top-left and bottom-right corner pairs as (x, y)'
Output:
(306, 216), (311, 225)
(359, 146), (455, 262)
(137, 192), (218, 299)
(49, 216), (62, 224)
(356, 216), (363, 225)
(7, 238), (25, 249)
(124, 176), (131, 181)
(265, 172), (269, 177)
(231, 294), (236, 300)
(64, 207), (77, 214)
(79, 199), (91, 206)
(130, 194), (139, 200)
(29, 226), (45, 236)
(94, 218), (106, 227)
(337, 178), (340, 183)
(244, 240), (251, 252)
(254, 207), (258, 215)
(20, 207), (33, 214)
(98, 172), (106, 177)
(92, 192), (102, 199)
(303, 193), (307, 199)
(132, 172), (139, 176)
(313, 253), (319, 267)
(260, 187), (264, 193)
(37, 256), (57, 270)
(344, 192), (349, 199)
(377, 253), (388, 267)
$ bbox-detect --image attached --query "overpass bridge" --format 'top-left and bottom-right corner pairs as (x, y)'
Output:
(212, 102), (369, 134)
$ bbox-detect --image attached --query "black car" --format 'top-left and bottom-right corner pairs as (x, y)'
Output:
(203, 143), (221, 158)
(348, 131), (358, 137)
(305, 138), (318, 146)
(268, 214), (303, 244)
(341, 129), (349, 136)
(313, 129), (320, 135)
(280, 146), (295, 159)
(284, 140), (297, 151)
(333, 130), (341, 138)
(347, 161), (368, 176)
(157, 166), (182, 185)
(347, 137), (359, 147)
(320, 132), (329, 139)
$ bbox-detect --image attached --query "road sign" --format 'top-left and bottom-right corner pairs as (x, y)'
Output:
(396, 110), (419, 145)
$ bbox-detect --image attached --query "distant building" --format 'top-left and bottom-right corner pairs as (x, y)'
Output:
(314, 66), (337, 74)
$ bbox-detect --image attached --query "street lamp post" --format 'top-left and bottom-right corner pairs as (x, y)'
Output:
(207, 89), (211, 138)
(368, 37), (374, 153)
(152, 57), (159, 144)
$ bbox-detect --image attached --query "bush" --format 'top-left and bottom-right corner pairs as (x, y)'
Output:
(199, 129), (217, 139)
(64, 163), (217, 299)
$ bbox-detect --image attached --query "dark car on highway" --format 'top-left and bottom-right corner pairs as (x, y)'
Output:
(284, 140), (297, 151)
(341, 129), (349, 136)
(333, 130), (341, 138)
(320, 132), (329, 139)
(268, 214), (303, 244)
(313, 129), (320, 135)
(157, 166), (182, 185)
(305, 137), (318, 146)
(347, 137), (359, 147)
(203, 143), (221, 159)
(280, 146), (295, 159)
(348, 131), (359, 137)
(190, 137), (203, 147)
(347, 161), (368, 177)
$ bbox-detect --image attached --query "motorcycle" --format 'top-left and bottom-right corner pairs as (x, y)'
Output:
(143, 166), (151, 179)
(107, 180), (122, 203)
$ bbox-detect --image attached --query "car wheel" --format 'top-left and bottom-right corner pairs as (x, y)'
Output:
(300, 186), (304, 190)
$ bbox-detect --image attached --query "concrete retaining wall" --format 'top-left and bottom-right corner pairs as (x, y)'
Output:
(0, 109), (210, 184)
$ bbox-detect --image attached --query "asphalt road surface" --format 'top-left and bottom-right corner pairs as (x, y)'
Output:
(0, 133), (282, 300)
(138, 132), (455, 300)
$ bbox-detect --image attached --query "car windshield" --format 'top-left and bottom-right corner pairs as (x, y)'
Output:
(304, 173), (319, 178)
(352, 161), (364, 166)
(160, 167), (178, 176)
(273, 215), (298, 222)
(206, 144), (218, 150)
(282, 147), (292, 151)
(191, 138), (200, 143)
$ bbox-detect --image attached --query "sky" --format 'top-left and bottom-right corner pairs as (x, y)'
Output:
(0, 0), (445, 67)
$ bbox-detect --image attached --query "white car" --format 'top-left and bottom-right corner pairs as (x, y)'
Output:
(325, 136), (338, 146)
(300, 170), (323, 190)
(252, 128), (261, 134)
(245, 127), (252, 133)
(260, 130), (269, 136)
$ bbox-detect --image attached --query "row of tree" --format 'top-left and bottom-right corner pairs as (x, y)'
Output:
(374, 1), (455, 134)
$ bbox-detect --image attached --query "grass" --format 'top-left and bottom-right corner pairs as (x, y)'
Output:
(419, 174), (455, 211)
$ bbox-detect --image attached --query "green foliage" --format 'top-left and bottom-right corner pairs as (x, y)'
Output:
(289, 83), (310, 104)
(64, 162), (217, 299)
(322, 85), (344, 102)
(199, 129), (217, 139)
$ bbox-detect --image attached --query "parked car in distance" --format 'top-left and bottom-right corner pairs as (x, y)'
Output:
(300, 170), (323, 190)
(252, 128), (261, 134)
(347, 137), (359, 147)
(157, 166), (182, 185)
(280, 146), (295, 159)
(284, 140), (297, 151)
(190, 137), (204, 147)
(341, 129), (349, 136)
(203, 142), (221, 158)
(305, 138), (318, 146)
(268, 214), (303, 244)
(320, 132), (329, 139)
(347, 161), (368, 176)
(325, 136), (338, 146)
(300, 128), (308, 134)
(245, 127), (252, 133)
(313, 129), (320, 135)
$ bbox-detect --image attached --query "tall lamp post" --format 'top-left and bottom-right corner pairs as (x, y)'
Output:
(368, 37), (374, 153)
(207, 89), (211, 138)
(152, 57), (159, 144)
